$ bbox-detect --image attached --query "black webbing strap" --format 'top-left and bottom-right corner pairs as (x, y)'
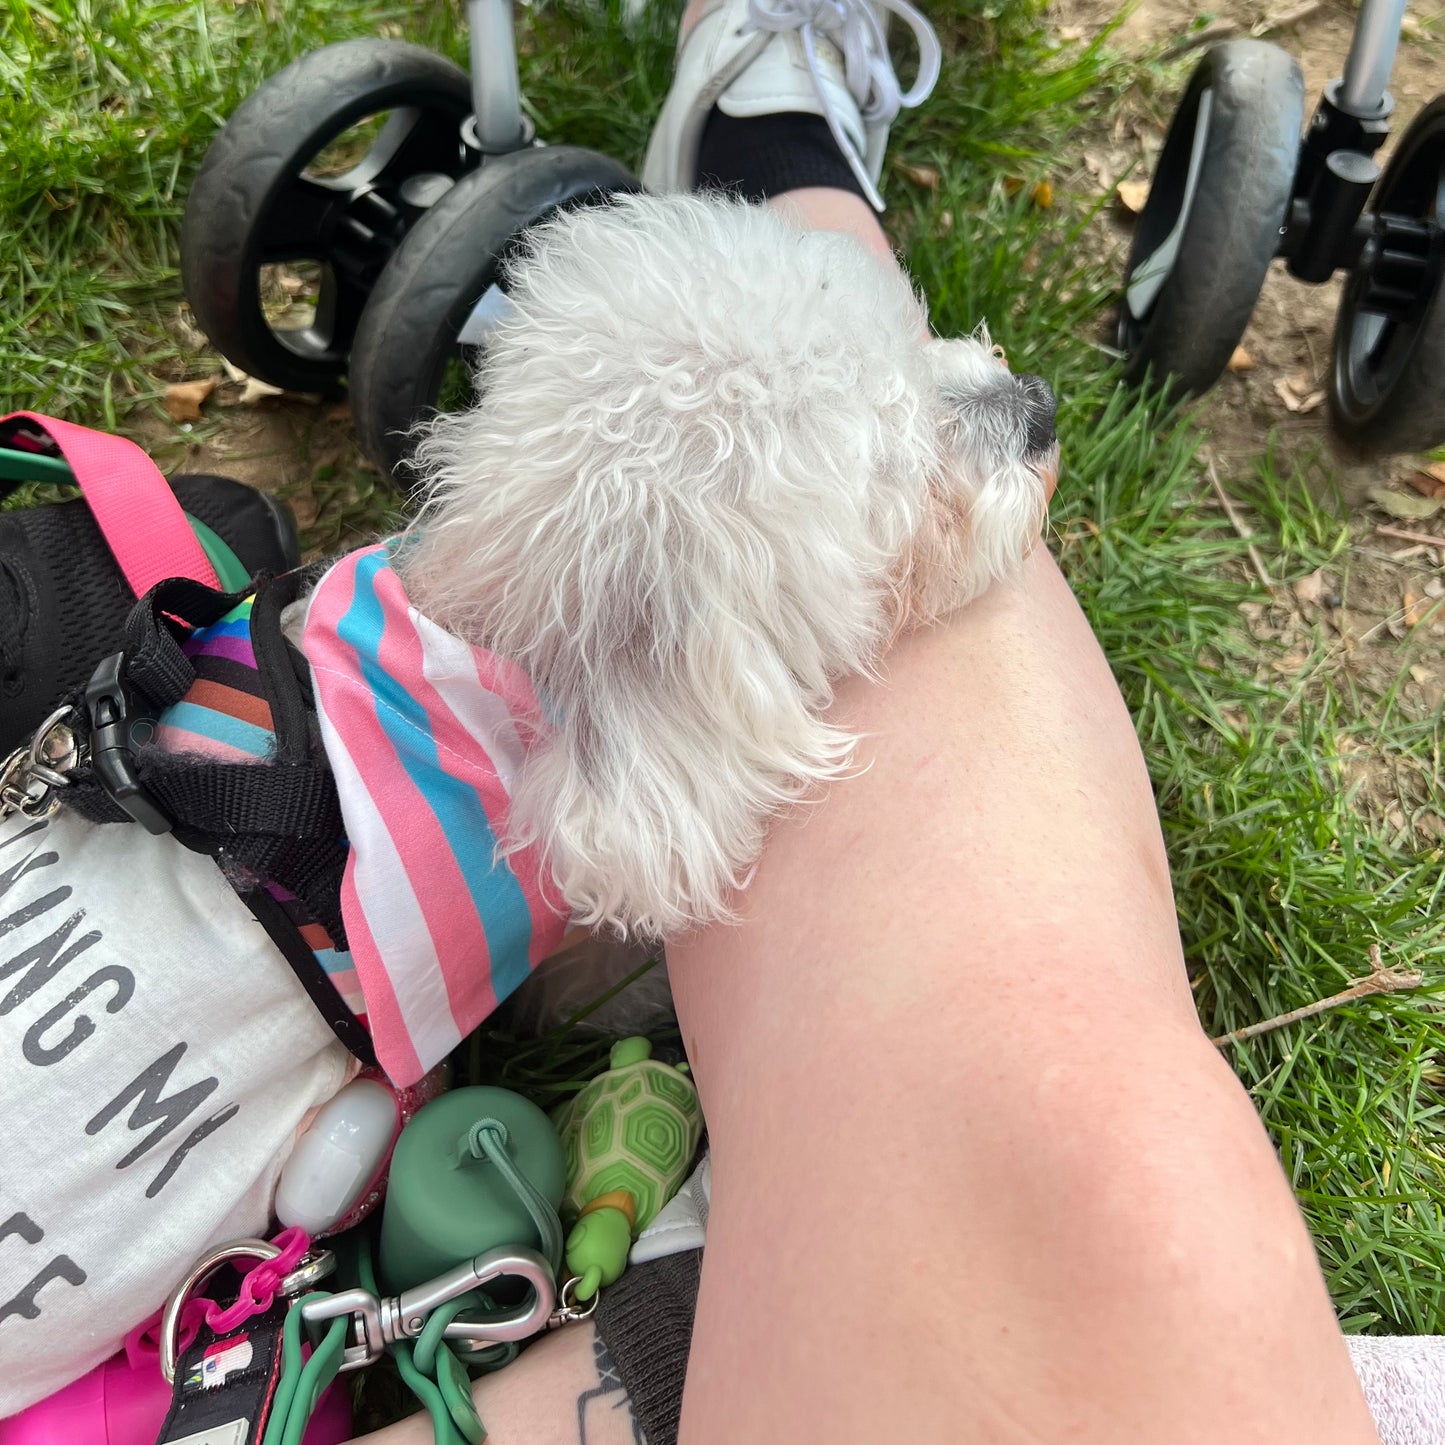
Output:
(60, 572), (365, 1059)
(123, 574), (245, 707)
(240, 885), (376, 1067)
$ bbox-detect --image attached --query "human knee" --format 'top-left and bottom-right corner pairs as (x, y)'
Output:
(960, 1023), (1311, 1302)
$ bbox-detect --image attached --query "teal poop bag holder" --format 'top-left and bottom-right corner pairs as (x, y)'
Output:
(379, 1086), (568, 1293)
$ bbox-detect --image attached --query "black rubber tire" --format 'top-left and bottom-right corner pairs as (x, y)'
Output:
(1329, 96), (1445, 457)
(348, 146), (638, 482)
(181, 39), (474, 393)
(1119, 41), (1304, 395)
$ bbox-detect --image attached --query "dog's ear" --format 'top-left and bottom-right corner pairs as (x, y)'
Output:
(903, 335), (1053, 622)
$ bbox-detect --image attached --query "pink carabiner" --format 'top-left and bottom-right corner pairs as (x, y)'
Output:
(204, 1226), (311, 1334)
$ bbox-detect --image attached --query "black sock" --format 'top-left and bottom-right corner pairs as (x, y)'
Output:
(695, 110), (868, 204)
(594, 1250), (701, 1445)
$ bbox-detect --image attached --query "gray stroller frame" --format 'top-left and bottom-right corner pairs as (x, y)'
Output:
(1118, 0), (1445, 455)
(180, 0), (636, 481)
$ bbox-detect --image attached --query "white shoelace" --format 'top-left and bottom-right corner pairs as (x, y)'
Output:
(744, 0), (942, 209)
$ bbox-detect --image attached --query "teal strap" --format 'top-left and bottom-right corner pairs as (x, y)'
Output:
(261, 1294), (348, 1445)
(395, 1339), (482, 1445)
(0, 447), (75, 488)
(464, 1119), (565, 1278)
(412, 1290), (518, 1376)
(359, 1238), (486, 1443)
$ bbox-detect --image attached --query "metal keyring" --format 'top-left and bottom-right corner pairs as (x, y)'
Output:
(158, 1238), (280, 1385)
(280, 1249), (337, 1297)
(555, 1274), (600, 1324)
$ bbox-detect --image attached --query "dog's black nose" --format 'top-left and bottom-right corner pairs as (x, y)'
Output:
(1016, 373), (1058, 458)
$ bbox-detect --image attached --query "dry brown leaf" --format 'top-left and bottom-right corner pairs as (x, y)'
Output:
(1032, 179), (1054, 209)
(1427, 460), (1445, 484)
(1059, 23), (1086, 39)
(896, 161), (941, 190)
(1368, 485), (1445, 521)
(1292, 568), (1328, 606)
(1272, 376), (1303, 411)
(1406, 469), (1445, 499)
(1227, 345), (1254, 373)
(238, 376), (285, 406)
(1272, 651), (1310, 676)
(163, 376), (218, 422)
(1272, 375), (1325, 413)
(1404, 588), (1430, 628)
(1116, 180), (1149, 214)
(1410, 664), (1434, 685)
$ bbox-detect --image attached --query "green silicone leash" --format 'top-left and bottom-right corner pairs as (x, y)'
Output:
(359, 1237), (488, 1444)
(395, 1340), (479, 1445)
(463, 1120), (565, 1278)
(261, 1295), (348, 1445)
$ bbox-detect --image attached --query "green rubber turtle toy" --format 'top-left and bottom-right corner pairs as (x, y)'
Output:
(552, 1037), (703, 1300)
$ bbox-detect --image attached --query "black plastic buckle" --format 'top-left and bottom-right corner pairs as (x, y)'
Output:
(84, 653), (172, 835)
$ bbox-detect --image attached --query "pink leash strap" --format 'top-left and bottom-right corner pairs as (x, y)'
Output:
(2, 411), (220, 595)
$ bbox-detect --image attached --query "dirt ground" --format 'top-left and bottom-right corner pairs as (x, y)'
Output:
(1050, 0), (1445, 757)
(1057, 0), (1444, 488)
(147, 0), (1445, 762)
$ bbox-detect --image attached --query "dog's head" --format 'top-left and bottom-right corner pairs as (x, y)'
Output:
(899, 332), (1059, 628)
(399, 193), (1057, 936)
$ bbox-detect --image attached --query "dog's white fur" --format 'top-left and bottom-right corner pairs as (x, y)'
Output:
(399, 193), (1052, 938)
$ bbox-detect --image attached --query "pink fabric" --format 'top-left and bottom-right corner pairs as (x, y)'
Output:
(302, 543), (569, 1087)
(2, 411), (220, 595)
(204, 1227), (311, 1334)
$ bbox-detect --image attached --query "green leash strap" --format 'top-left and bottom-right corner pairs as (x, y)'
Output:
(464, 1119), (566, 1278)
(357, 1235), (500, 1443)
(261, 1294), (349, 1445)
(413, 1289), (519, 1376)
(395, 1339), (486, 1445)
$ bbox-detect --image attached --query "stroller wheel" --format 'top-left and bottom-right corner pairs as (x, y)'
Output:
(1118, 41), (1304, 396)
(181, 39), (474, 394)
(347, 146), (638, 483)
(1330, 95), (1445, 457)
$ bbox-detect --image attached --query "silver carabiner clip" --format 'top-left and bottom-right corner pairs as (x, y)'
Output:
(0, 706), (80, 821)
(300, 1245), (556, 1372)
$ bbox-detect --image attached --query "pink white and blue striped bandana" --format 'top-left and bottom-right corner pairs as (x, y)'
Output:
(301, 540), (570, 1086)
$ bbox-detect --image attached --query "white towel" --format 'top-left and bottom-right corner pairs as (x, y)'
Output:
(1347, 1335), (1445, 1445)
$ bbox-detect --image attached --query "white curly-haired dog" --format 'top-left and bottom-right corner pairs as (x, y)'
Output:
(0, 192), (1062, 1414)
(399, 191), (1058, 939)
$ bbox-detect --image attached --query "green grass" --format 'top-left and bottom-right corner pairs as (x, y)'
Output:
(4, 0), (1444, 1339)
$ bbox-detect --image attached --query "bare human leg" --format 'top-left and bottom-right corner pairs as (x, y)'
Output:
(669, 540), (1380, 1443)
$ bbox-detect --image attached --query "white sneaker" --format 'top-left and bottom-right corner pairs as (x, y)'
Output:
(642, 0), (941, 211)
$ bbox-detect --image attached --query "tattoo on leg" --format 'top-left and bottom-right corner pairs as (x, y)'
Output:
(577, 1333), (645, 1445)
